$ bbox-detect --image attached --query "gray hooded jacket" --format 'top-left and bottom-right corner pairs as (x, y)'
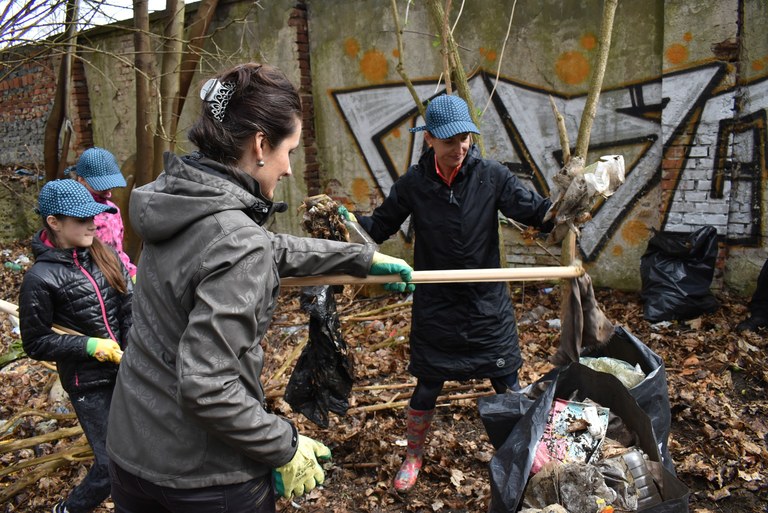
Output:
(107, 152), (374, 488)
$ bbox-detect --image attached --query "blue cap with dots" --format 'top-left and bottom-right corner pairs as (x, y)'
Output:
(37, 179), (117, 218)
(409, 94), (480, 139)
(76, 147), (127, 191)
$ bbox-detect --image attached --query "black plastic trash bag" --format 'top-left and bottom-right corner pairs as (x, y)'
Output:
(582, 326), (674, 472)
(284, 286), (353, 428)
(640, 226), (719, 322)
(481, 364), (689, 513)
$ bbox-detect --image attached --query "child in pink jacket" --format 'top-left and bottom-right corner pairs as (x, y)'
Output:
(68, 147), (137, 278)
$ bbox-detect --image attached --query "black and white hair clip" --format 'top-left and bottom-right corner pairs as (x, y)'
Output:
(200, 78), (235, 122)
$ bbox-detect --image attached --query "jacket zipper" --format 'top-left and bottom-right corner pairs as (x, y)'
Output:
(448, 189), (459, 206)
(72, 249), (119, 343)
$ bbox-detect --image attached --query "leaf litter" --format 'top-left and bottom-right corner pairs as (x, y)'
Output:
(0, 239), (765, 512)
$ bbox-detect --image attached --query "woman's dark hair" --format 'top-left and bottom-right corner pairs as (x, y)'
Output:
(188, 63), (302, 165)
(44, 216), (128, 295)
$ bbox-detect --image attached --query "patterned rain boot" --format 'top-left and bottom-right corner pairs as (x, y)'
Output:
(393, 407), (435, 492)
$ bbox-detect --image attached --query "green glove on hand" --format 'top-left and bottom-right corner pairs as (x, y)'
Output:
(273, 435), (331, 499)
(337, 205), (358, 223)
(370, 251), (415, 293)
(86, 337), (123, 364)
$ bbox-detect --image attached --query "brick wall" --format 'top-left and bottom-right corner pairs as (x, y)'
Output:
(0, 49), (93, 168)
(0, 53), (58, 166)
(289, 1), (321, 196)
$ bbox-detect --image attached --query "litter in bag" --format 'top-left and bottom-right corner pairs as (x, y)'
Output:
(481, 364), (689, 513)
(284, 286), (354, 427)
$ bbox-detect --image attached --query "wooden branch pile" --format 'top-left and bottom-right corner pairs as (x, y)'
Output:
(0, 409), (90, 503)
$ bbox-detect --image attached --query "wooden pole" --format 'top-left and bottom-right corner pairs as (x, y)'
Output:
(280, 265), (584, 287)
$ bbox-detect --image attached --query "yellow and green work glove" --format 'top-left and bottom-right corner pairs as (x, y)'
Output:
(86, 337), (123, 364)
(273, 435), (331, 499)
(370, 251), (415, 293)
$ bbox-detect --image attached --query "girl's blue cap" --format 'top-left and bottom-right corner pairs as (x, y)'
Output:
(76, 147), (127, 191)
(37, 180), (117, 218)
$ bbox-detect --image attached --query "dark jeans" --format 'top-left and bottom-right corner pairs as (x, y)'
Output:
(749, 259), (768, 318)
(410, 373), (520, 411)
(109, 461), (275, 513)
(64, 385), (114, 513)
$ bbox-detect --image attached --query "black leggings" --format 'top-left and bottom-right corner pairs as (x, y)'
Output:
(409, 373), (520, 411)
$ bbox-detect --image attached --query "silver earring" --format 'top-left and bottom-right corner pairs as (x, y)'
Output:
(257, 160), (265, 167)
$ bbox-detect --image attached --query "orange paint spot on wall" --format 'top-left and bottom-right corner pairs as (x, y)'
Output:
(479, 47), (487, 57)
(391, 127), (401, 138)
(351, 177), (370, 203)
(555, 51), (590, 85)
(344, 38), (360, 58)
(392, 48), (400, 58)
(683, 32), (693, 42)
(665, 43), (688, 65)
(359, 49), (388, 83)
(752, 59), (765, 72)
(620, 220), (649, 246)
(485, 49), (497, 61)
(612, 245), (624, 257)
(580, 33), (597, 51)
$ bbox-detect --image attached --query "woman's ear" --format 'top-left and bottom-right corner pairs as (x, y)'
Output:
(424, 131), (434, 148)
(253, 132), (267, 162)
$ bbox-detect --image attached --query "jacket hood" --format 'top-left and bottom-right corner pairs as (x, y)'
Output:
(130, 152), (277, 243)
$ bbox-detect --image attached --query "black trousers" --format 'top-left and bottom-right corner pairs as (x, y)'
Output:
(409, 373), (520, 411)
(749, 259), (768, 318)
(64, 385), (114, 513)
(109, 461), (275, 513)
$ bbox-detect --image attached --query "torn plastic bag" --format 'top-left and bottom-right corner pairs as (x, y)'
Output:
(485, 363), (689, 513)
(284, 286), (353, 428)
(640, 226), (719, 322)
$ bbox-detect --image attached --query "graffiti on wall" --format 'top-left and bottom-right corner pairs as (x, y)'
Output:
(331, 64), (768, 261)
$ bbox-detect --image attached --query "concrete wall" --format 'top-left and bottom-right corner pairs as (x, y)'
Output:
(0, 0), (766, 293)
(309, 0), (768, 293)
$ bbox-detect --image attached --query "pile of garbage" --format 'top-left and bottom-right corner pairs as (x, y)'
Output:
(480, 329), (689, 513)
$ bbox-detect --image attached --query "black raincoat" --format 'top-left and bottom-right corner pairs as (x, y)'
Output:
(358, 145), (551, 380)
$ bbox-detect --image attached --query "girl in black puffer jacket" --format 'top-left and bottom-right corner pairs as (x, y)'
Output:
(19, 179), (132, 513)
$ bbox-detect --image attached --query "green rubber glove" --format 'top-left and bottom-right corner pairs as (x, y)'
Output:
(86, 337), (123, 364)
(370, 251), (415, 293)
(337, 205), (358, 223)
(273, 435), (331, 499)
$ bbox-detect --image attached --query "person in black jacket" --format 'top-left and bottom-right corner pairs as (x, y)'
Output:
(736, 258), (768, 332)
(344, 94), (553, 492)
(19, 179), (132, 513)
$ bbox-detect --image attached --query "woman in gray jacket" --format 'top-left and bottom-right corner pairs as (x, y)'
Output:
(106, 63), (412, 513)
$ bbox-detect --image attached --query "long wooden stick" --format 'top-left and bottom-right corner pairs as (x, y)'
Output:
(281, 265), (583, 287)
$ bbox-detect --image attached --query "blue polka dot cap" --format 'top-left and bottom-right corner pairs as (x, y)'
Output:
(409, 94), (480, 139)
(37, 179), (117, 218)
(76, 147), (127, 191)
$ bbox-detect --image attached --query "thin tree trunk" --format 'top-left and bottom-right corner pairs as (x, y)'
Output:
(133, 0), (154, 188)
(42, 0), (78, 181)
(170, 0), (219, 138)
(426, 0), (484, 156)
(390, 0), (425, 119)
(574, 0), (619, 161)
(153, 0), (184, 178)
